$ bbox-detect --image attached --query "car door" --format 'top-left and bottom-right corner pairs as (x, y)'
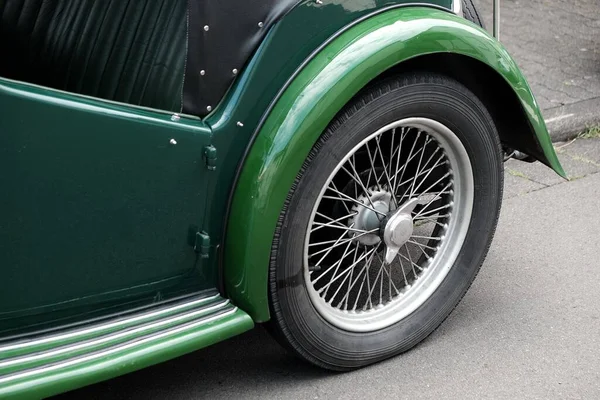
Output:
(0, 79), (214, 334)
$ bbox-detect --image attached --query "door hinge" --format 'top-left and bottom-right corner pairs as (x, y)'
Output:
(194, 231), (211, 258)
(204, 145), (217, 171)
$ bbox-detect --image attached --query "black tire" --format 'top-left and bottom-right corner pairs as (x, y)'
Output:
(267, 73), (503, 371)
(463, 0), (486, 29)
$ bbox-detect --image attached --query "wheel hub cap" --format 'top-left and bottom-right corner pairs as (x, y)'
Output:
(382, 197), (420, 264)
(351, 190), (392, 246)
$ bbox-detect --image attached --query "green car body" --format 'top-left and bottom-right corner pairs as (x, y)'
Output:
(0, 0), (563, 397)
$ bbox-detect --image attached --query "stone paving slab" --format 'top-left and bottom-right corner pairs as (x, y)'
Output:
(502, 170), (546, 199)
(503, 137), (600, 198)
(478, 0), (600, 111)
(559, 136), (600, 165)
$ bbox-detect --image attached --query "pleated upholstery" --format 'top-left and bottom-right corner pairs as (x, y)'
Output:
(0, 0), (187, 112)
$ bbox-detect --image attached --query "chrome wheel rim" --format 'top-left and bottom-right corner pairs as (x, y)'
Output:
(303, 118), (474, 332)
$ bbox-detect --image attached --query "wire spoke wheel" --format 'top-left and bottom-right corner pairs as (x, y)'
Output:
(304, 118), (474, 332)
(268, 73), (502, 370)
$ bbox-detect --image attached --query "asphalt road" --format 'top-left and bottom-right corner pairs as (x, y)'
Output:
(59, 139), (600, 399)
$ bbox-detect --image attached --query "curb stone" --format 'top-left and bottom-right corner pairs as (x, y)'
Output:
(544, 97), (600, 142)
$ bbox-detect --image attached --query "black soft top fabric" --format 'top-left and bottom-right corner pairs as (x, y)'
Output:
(183, 0), (301, 116)
(0, 0), (300, 117)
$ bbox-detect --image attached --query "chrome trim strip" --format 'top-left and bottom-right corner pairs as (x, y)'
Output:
(493, 0), (500, 39)
(0, 293), (221, 353)
(0, 300), (229, 369)
(0, 307), (238, 384)
(452, 0), (462, 15)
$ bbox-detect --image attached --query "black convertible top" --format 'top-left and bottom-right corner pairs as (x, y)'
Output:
(0, 0), (300, 117)
(183, 0), (301, 116)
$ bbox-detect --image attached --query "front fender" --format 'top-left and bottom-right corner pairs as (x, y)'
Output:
(225, 7), (564, 322)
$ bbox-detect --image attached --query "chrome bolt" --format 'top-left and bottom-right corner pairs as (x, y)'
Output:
(258, 21), (264, 28)
(203, 25), (209, 31)
(169, 138), (177, 145)
(200, 70), (206, 76)
(237, 121), (244, 127)
(206, 105), (212, 112)
(171, 114), (180, 122)
(232, 68), (238, 75)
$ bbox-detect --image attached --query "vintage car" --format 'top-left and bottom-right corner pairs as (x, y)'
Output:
(0, 0), (565, 397)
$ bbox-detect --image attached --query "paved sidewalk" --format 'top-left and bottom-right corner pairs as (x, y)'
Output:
(478, 0), (600, 140)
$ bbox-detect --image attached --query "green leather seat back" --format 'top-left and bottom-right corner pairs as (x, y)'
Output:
(0, 0), (187, 112)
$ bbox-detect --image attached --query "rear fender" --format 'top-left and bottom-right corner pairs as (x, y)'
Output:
(225, 7), (565, 322)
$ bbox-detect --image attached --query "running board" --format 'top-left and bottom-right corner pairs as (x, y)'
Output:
(0, 290), (253, 399)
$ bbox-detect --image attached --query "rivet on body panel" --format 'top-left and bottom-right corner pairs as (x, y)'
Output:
(171, 114), (180, 122)
(232, 69), (238, 75)
(203, 25), (209, 31)
(169, 139), (177, 145)
(237, 121), (244, 127)
(200, 70), (206, 76)
(258, 22), (264, 28)
(207, 106), (212, 112)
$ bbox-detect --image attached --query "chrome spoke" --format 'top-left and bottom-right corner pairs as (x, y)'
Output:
(364, 257), (385, 310)
(407, 239), (437, 251)
(414, 203), (452, 219)
(376, 251), (401, 298)
(404, 243), (418, 278)
(339, 244), (380, 310)
(379, 252), (384, 306)
(397, 250), (410, 287)
(365, 141), (384, 192)
(411, 235), (443, 241)
(395, 152), (445, 200)
(322, 239), (355, 300)
(375, 135), (398, 208)
(322, 186), (387, 217)
(340, 163), (381, 218)
(328, 244), (368, 307)
(399, 248), (425, 271)
(309, 236), (356, 258)
(330, 181), (352, 214)
(395, 153), (443, 191)
(391, 128), (406, 194)
(311, 223), (357, 270)
(389, 128), (397, 189)
(407, 134), (430, 199)
(311, 222), (377, 234)
(312, 222), (379, 233)
(352, 247), (379, 311)
(311, 211), (357, 233)
(394, 131), (421, 199)
(412, 182), (453, 219)
(351, 263), (368, 312)
(308, 229), (380, 248)
(400, 170), (450, 204)
(414, 213), (450, 220)
(316, 246), (378, 291)
(341, 245), (360, 310)
(413, 217), (445, 229)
